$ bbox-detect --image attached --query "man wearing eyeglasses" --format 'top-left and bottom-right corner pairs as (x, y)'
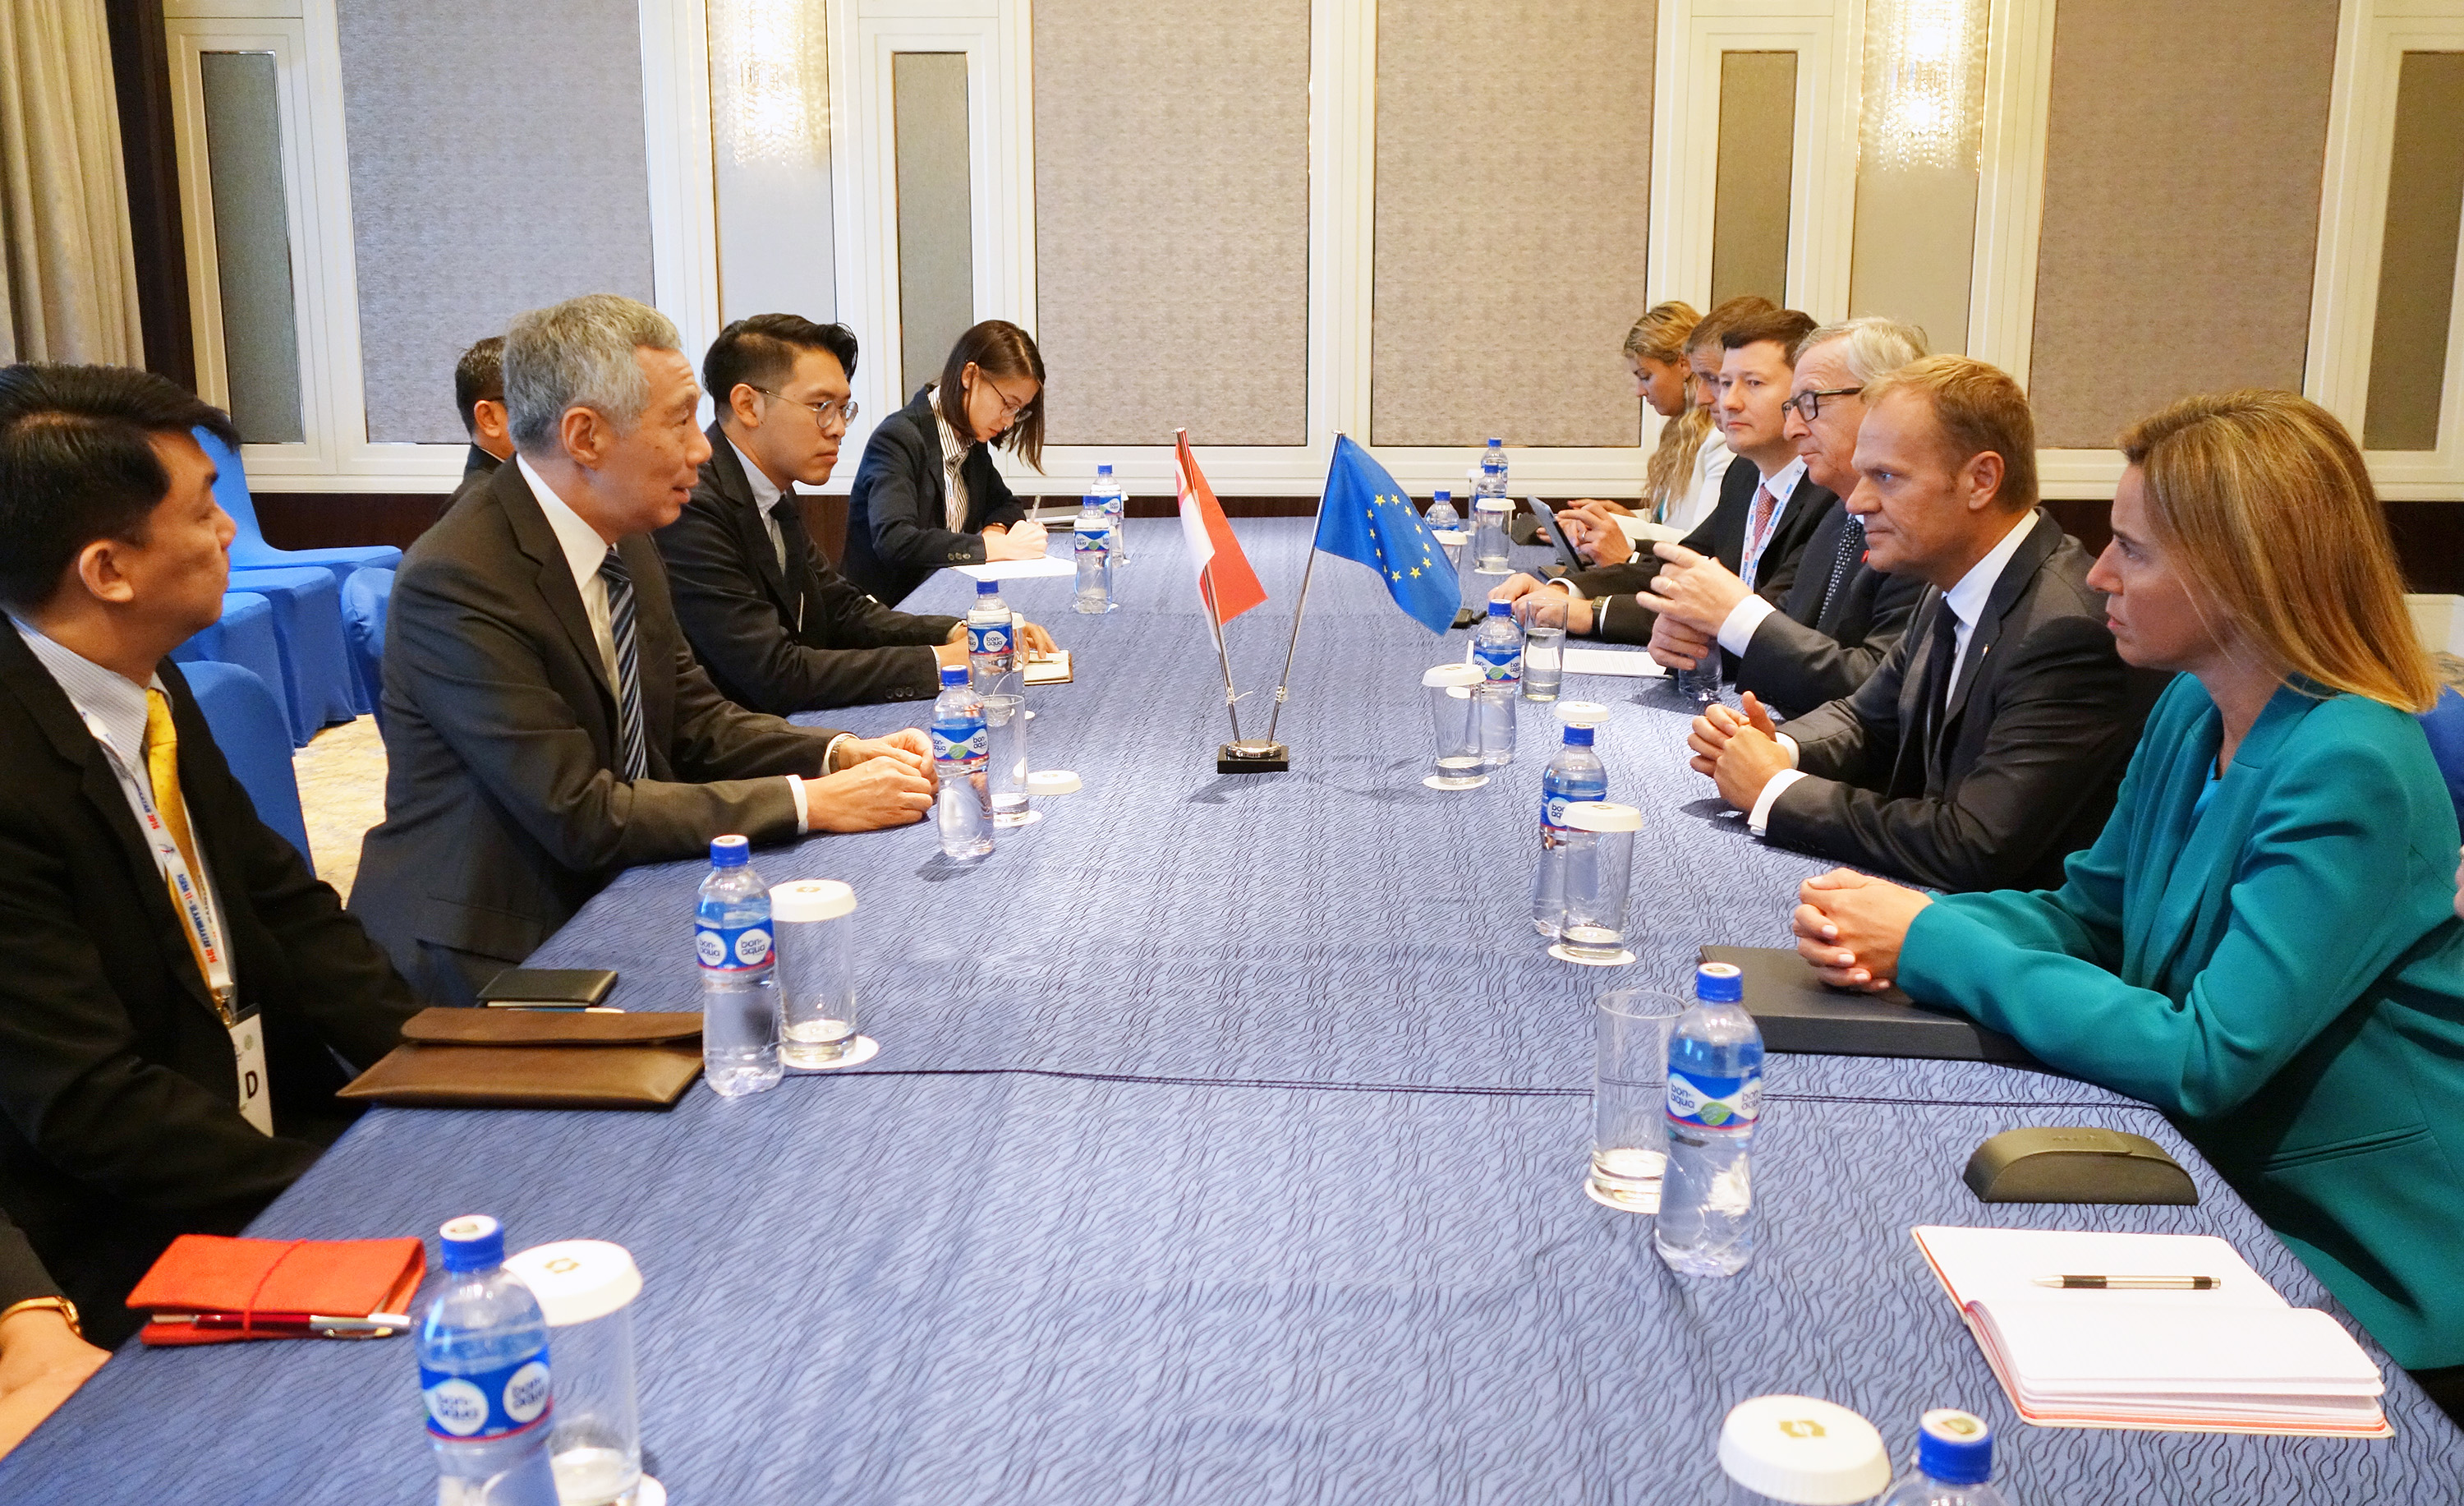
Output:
(656, 315), (1054, 713)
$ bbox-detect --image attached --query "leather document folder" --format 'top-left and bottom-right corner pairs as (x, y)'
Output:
(340, 1007), (705, 1110)
(1698, 945), (2036, 1064)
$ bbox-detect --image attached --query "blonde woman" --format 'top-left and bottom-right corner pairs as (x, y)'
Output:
(1792, 390), (2464, 1413)
(1561, 297), (1771, 559)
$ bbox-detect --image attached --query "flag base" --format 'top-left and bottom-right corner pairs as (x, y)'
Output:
(1217, 741), (1289, 774)
(1451, 606), (1478, 630)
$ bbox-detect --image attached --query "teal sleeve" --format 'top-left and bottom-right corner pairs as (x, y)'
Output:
(1901, 725), (2429, 1120)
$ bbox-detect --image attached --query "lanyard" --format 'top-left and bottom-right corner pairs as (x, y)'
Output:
(1739, 481), (1786, 592)
(82, 712), (239, 1023)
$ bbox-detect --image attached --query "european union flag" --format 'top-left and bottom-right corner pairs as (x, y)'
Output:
(1312, 435), (1461, 634)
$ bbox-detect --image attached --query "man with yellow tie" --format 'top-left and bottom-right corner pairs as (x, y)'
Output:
(0, 366), (418, 1348)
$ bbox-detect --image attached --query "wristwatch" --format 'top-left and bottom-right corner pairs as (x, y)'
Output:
(0, 1295), (81, 1340)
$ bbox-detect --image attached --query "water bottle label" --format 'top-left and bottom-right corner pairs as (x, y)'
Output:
(967, 620), (1013, 658)
(421, 1353), (552, 1441)
(931, 720), (988, 763)
(1474, 644), (1522, 684)
(1074, 528), (1110, 555)
(1666, 1068), (1762, 1130)
(696, 920), (773, 971)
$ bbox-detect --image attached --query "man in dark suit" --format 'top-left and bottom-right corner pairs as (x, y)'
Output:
(352, 296), (936, 1006)
(0, 365), (418, 1345)
(1493, 306), (1831, 644)
(1690, 357), (2160, 893)
(1639, 317), (1931, 717)
(656, 315), (1055, 712)
(455, 334), (513, 487)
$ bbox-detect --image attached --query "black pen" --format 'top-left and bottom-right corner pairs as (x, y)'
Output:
(2033, 1274), (2220, 1290)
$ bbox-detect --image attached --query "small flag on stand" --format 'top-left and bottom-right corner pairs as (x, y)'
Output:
(1312, 435), (1460, 633)
(1175, 430), (1268, 625)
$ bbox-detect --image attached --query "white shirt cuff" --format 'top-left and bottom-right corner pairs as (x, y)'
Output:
(1748, 767), (1808, 836)
(787, 774), (811, 835)
(1717, 594), (1778, 656)
(1551, 578), (1583, 601)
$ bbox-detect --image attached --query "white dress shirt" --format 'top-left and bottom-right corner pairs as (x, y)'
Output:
(1745, 508), (2039, 836)
(1715, 455), (1809, 652)
(928, 387), (972, 532)
(515, 456), (822, 831)
(729, 439), (792, 570)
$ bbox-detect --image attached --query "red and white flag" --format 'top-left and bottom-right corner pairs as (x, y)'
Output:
(1175, 430), (1267, 626)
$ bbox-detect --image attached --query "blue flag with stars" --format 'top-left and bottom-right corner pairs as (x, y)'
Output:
(1312, 435), (1461, 633)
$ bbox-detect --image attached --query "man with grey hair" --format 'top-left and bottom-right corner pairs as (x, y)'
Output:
(353, 293), (935, 1006)
(1638, 316), (1932, 716)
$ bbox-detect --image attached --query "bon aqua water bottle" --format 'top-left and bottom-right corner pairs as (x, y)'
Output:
(1655, 960), (1763, 1278)
(696, 836), (781, 1097)
(420, 1215), (559, 1506)
(931, 664), (993, 858)
(1878, 1410), (2015, 1506)
(1093, 462), (1129, 564)
(1529, 702), (1609, 936)
(1073, 495), (1115, 615)
(966, 578), (1015, 689)
(1470, 598), (1523, 768)
(1471, 439), (1513, 572)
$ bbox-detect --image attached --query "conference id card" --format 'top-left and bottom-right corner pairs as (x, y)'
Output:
(229, 1010), (274, 1136)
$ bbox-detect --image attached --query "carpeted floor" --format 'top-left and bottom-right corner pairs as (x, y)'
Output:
(292, 716), (386, 903)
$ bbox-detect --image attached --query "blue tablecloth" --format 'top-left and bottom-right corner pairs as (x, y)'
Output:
(7, 519), (2457, 1504)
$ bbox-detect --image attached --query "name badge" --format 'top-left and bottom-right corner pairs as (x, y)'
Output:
(229, 1011), (274, 1136)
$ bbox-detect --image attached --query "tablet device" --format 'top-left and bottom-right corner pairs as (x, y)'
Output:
(1527, 497), (1588, 571)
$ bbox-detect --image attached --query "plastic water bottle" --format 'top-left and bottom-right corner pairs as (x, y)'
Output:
(696, 835), (781, 1097)
(1529, 703), (1609, 935)
(1424, 490), (1460, 530)
(1470, 599), (1522, 767)
(1072, 496), (1115, 615)
(1092, 463), (1129, 564)
(1879, 1410), (2014, 1506)
(931, 664), (993, 858)
(1656, 960), (1763, 1278)
(419, 1215), (559, 1506)
(966, 578), (1015, 689)
(1472, 440), (1513, 573)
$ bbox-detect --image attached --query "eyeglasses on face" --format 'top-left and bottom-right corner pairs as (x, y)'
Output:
(1781, 386), (1863, 423)
(755, 389), (859, 429)
(977, 375), (1036, 421)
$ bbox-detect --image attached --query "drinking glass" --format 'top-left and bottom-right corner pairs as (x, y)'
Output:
(1679, 647), (1724, 707)
(1592, 989), (1687, 1211)
(1558, 801), (1640, 961)
(1422, 663), (1487, 790)
(981, 693), (1031, 826)
(772, 879), (858, 1066)
(1521, 596), (1566, 702)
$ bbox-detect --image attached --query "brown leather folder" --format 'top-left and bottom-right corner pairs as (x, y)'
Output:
(338, 1008), (705, 1110)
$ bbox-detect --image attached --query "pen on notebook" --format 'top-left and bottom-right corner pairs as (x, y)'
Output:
(156, 1312), (413, 1332)
(2032, 1275), (2221, 1290)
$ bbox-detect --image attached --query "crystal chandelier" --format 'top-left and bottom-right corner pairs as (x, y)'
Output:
(710, 0), (826, 168)
(1862, 0), (1988, 172)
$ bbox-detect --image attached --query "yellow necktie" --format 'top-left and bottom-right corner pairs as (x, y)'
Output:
(144, 689), (218, 995)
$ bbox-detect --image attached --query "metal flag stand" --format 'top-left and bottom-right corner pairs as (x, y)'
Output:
(1223, 486), (1335, 771)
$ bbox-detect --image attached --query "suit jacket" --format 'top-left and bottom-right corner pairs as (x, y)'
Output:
(656, 424), (960, 713)
(352, 462), (850, 1004)
(0, 1209), (58, 1310)
(1572, 458), (1833, 645)
(0, 631), (416, 1343)
(1767, 511), (2163, 892)
(1735, 500), (1926, 717)
(1902, 678), (2464, 1369)
(842, 388), (1029, 604)
(461, 444), (502, 486)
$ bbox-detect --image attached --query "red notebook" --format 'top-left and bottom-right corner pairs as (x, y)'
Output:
(125, 1234), (426, 1346)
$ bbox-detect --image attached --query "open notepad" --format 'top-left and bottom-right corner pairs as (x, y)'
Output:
(1912, 1226), (2389, 1437)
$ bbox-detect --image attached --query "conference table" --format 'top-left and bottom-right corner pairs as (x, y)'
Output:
(7, 518), (2461, 1504)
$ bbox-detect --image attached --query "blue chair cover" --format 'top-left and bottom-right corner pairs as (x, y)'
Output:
(219, 564), (357, 745)
(194, 426), (402, 594)
(2420, 684), (2464, 834)
(339, 566), (394, 730)
(169, 592), (287, 714)
(177, 660), (312, 865)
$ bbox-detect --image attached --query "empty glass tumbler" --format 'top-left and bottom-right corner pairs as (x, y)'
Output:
(1423, 663), (1487, 790)
(980, 693), (1031, 827)
(501, 1241), (646, 1506)
(1592, 990), (1688, 1212)
(1521, 596), (1566, 702)
(1680, 646), (1725, 707)
(1557, 802), (1639, 961)
(771, 879), (859, 1066)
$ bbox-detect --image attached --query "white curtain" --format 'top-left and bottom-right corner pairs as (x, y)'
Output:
(0, 0), (144, 365)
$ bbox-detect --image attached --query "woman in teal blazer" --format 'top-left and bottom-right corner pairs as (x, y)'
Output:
(1791, 392), (2464, 1407)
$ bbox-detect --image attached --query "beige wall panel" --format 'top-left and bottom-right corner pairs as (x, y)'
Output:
(1711, 52), (1796, 311)
(1032, 0), (1309, 448)
(2028, 0), (2338, 451)
(894, 53), (975, 395)
(1372, 0), (1657, 449)
(2364, 52), (2464, 453)
(1850, 165), (1978, 356)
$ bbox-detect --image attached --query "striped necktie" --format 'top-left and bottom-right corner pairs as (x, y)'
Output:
(596, 548), (650, 781)
(1817, 514), (1866, 625)
(1740, 484), (1779, 591)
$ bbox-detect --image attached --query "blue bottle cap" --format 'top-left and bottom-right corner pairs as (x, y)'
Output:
(1433, 490), (1451, 502)
(1096, 463), (1114, 476)
(940, 664), (970, 686)
(709, 834), (749, 867)
(1487, 436), (1503, 448)
(1487, 598), (1512, 617)
(977, 578), (1000, 595)
(1695, 961), (1744, 1002)
(438, 1214), (505, 1272)
(1563, 725), (1594, 746)
(1915, 1410), (1993, 1485)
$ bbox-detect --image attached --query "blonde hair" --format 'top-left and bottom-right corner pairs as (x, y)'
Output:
(1625, 301), (1711, 518)
(2120, 390), (2434, 712)
(1861, 355), (2039, 512)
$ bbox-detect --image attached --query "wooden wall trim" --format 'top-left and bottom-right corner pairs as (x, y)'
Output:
(103, 0), (195, 391)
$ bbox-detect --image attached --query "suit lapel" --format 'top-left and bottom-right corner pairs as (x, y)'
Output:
(908, 390), (951, 528)
(1945, 509), (2060, 723)
(497, 464), (617, 706)
(1889, 589), (1952, 794)
(705, 424), (799, 619)
(2132, 686), (2316, 989)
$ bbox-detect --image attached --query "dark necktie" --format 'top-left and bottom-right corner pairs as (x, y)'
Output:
(1917, 599), (1961, 782)
(1817, 514), (1865, 626)
(772, 501), (816, 633)
(596, 548), (649, 781)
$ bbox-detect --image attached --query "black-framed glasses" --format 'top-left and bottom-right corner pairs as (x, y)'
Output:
(756, 389), (859, 430)
(979, 375), (1036, 420)
(1781, 386), (1863, 423)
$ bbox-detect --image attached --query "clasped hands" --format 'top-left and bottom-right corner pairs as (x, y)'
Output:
(805, 728), (935, 831)
(1639, 543), (1749, 674)
(1791, 869), (1933, 992)
(1686, 691), (1796, 813)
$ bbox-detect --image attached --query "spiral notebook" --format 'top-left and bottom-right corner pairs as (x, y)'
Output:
(1912, 1226), (2389, 1436)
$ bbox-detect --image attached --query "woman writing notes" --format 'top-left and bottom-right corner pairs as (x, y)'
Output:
(1791, 391), (2464, 1416)
(844, 320), (1050, 605)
